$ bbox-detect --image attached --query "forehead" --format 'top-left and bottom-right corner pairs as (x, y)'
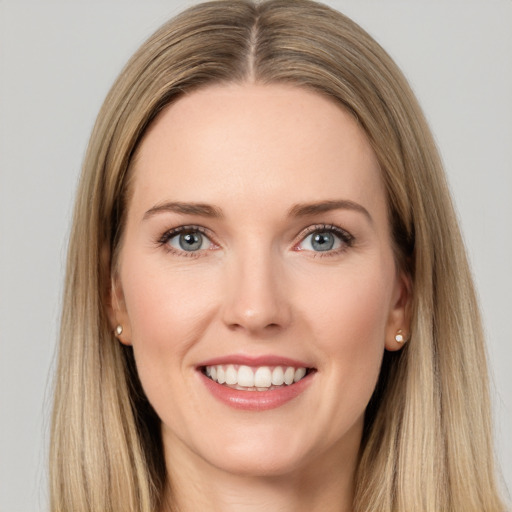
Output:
(130, 83), (385, 218)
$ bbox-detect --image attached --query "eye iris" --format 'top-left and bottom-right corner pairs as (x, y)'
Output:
(179, 232), (202, 251)
(311, 232), (335, 251)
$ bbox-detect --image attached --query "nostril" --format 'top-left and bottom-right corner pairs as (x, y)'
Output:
(226, 321), (282, 335)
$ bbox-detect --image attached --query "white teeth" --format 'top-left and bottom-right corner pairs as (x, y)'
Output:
(204, 364), (310, 389)
(217, 366), (226, 384)
(237, 365), (255, 387)
(254, 366), (272, 387)
(225, 365), (237, 385)
(271, 366), (284, 385)
(284, 367), (295, 385)
(294, 367), (307, 382)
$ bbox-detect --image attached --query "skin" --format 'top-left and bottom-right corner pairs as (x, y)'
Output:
(111, 83), (410, 512)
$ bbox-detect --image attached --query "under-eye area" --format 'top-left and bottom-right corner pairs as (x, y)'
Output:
(201, 364), (316, 391)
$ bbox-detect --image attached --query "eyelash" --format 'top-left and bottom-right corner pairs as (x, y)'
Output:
(294, 224), (354, 257)
(157, 225), (217, 257)
(157, 223), (355, 257)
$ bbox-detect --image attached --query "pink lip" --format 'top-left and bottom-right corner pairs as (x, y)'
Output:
(197, 355), (315, 411)
(198, 354), (312, 368)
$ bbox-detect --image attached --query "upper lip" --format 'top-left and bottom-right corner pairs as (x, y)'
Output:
(197, 354), (314, 369)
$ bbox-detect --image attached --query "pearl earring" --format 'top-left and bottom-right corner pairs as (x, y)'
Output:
(395, 329), (407, 343)
(115, 325), (123, 336)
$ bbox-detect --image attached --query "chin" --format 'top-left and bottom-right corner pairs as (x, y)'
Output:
(208, 448), (309, 478)
(189, 424), (326, 479)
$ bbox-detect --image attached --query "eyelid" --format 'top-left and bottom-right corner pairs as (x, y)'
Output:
(293, 223), (354, 254)
(156, 223), (354, 257)
(157, 225), (219, 256)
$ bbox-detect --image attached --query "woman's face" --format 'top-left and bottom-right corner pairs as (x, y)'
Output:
(112, 83), (409, 478)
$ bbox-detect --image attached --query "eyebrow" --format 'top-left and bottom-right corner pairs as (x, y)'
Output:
(143, 201), (223, 220)
(288, 199), (372, 223)
(143, 199), (371, 223)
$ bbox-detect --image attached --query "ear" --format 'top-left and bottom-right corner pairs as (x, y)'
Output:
(107, 270), (133, 346)
(384, 270), (412, 352)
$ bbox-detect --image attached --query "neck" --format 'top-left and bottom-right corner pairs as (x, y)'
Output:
(161, 432), (359, 512)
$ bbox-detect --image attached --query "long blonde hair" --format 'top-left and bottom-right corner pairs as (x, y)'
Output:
(50, 1), (506, 510)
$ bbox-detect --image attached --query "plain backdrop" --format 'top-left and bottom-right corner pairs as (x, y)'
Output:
(1, 1), (511, 510)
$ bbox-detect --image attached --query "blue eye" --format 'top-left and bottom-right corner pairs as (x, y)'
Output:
(310, 232), (336, 251)
(165, 229), (213, 252)
(298, 226), (352, 253)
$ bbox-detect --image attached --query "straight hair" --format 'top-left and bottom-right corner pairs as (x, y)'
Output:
(50, 1), (506, 510)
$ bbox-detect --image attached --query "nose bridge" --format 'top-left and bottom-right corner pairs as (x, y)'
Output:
(222, 239), (290, 334)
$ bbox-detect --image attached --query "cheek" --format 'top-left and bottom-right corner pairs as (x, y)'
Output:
(300, 260), (393, 349)
(118, 254), (224, 430)
(120, 253), (220, 368)
(298, 260), (394, 413)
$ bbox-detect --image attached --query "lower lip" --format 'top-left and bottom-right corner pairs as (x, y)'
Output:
(199, 371), (314, 411)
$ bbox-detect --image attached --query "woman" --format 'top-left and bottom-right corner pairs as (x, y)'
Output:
(50, 1), (507, 510)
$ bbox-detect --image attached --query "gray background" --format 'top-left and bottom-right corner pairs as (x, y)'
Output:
(1, 1), (511, 510)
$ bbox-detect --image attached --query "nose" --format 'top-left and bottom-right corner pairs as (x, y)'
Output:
(221, 248), (292, 336)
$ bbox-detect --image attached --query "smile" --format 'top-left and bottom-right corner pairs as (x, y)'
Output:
(203, 364), (310, 391)
(198, 358), (316, 411)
